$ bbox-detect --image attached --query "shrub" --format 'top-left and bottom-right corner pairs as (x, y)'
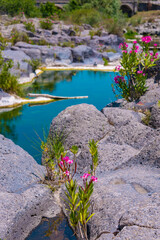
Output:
(40, 1), (61, 18)
(0, 0), (38, 17)
(0, 51), (22, 95)
(0, 33), (7, 50)
(67, 8), (101, 27)
(25, 58), (42, 72)
(40, 18), (53, 30)
(113, 37), (159, 102)
(41, 133), (99, 239)
(103, 57), (108, 66)
(11, 28), (30, 45)
(124, 29), (137, 39)
(24, 21), (35, 32)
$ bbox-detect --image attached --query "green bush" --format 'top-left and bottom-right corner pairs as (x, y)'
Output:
(24, 21), (35, 32)
(66, 0), (121, 18)
(25, 58), (42, 72)
(0, 0), (38, 17)
(40, 18), (53, 30)
(103, 57), (108, 66)
(10, 28), (30, 45)
(67, 8), (101, 27)
(40, 1), (61, 18)
(0, 51), (22, 95)
(124, 29), (137, 39)
(0, 33), (7, 50)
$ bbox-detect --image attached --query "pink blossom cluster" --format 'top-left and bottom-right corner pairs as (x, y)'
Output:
(119, 42), (128, 49)
(137, 70), (143, 74)
(80, 173), (98, 182)
(141, 36), (152, 44)
(115, 65), (121, 71)
(114, 75), (124, 84)
(61, 156), (73, 165)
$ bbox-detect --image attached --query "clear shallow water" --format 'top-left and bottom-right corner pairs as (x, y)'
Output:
(26, 213), (77, 240)
(0, 70), (116, 164)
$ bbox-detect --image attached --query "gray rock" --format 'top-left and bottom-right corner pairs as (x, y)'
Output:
(125, 134), (160, 168)
(96, 142), (139, 174)
(150, 103), (160, 129)
(89, 166), (160, 240)
(104, 52), (121, 62)
(71, 36), (90, 45)
(102, 107), (143, 127)
(2, 49), (31, 77)
(115, 226), (160, 240)
(53, 46), (73, 64)
(0, 134), (61, 240)
(0, 134), (44, 193)
(104, 120), (156, 150)
(19, 48), (41, 60)
(71, 45), (95, 62)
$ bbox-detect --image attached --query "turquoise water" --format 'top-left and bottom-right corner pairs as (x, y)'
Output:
(0, 70), (116, 164)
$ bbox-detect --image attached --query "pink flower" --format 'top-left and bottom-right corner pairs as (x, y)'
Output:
(137, 70), (143, 74)
(134, 50), (138, 53)
(150, 52), (153, 56)
(135, 45), (139, 50)
(145, 54), (148, 57)
(129, 50), (132, 54)
(155, 53), (158, 56)
(60, 161), (63, 165)
(115, 65), (121, 71)
(91, 176), (98, 182)
(133, 41), (137, 44)
(143, 73), (145, 76)
(141, 36), (152, 43)
(122, 50), (127, 53)
(67, 159), (73, 164)
(119, 43), (123, 48)
(64, 170), (70, 176)
(154, 44), (157, 47)
(80, 173), (91, 179)
(151, 59), (153, 62)
(63, 156), (70, 162)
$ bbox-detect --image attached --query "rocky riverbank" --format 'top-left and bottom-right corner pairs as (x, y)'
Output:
(0, 73), (160, 239)
(0, 16), (122, 82)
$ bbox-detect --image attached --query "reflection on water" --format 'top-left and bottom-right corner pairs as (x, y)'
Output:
(26, 212), (77, 240)
(0, 106), (23, 140)
(24, 71), (77, 94)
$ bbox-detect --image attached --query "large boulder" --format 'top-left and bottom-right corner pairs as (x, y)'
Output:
(48, 104), (114, 172)
(0, 134), (60, 240)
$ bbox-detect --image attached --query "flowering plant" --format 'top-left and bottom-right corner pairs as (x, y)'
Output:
(40, 18), (54, 30)
(58, 139), (99, 240)
(24, 20), (35, 32)
(113, 36), (159, 102)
